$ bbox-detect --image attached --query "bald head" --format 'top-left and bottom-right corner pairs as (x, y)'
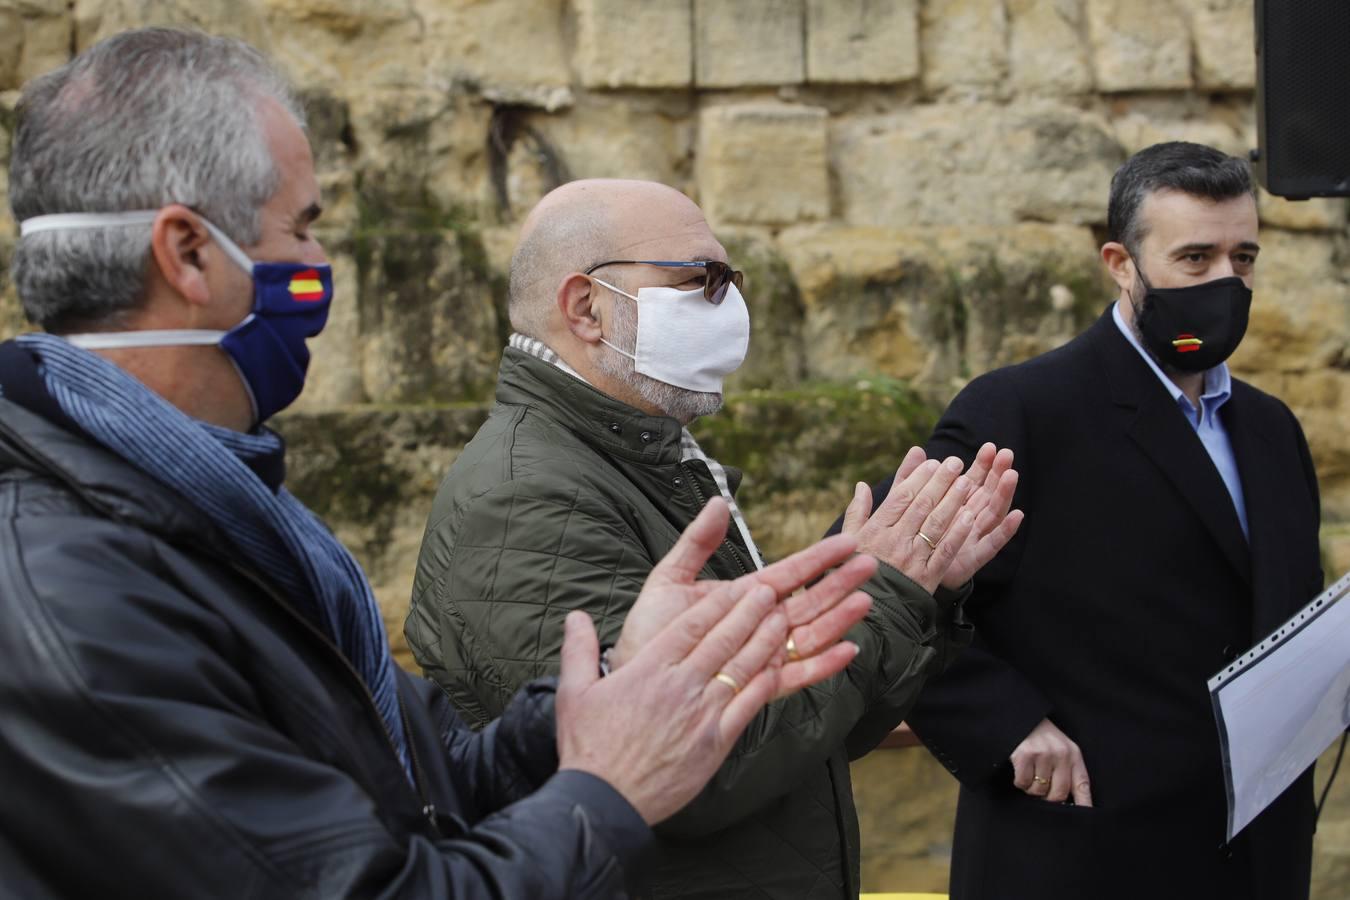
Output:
(507, 179), (719, 339)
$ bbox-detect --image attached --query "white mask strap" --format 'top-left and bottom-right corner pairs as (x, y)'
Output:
(63, 329), (231, 350)
(591, 277), (639, 303)
(599, 338), (636, 361)
(19, 210), (255, 274)
(592, 278), (640, 359)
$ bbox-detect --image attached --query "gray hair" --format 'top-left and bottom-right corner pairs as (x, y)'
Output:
(508, 203), (610, 340)
(8, 27), (305, 331)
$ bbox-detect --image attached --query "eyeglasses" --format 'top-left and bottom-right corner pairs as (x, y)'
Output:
(583, 259), (744, 306)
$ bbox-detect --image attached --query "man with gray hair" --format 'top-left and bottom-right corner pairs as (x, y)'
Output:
(0, 28), (878, 897)
(408, 178), (1024, 897)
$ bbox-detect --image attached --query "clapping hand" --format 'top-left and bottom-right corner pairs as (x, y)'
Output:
(841, 443), (1023, 593)
(557, 499), (876, 824)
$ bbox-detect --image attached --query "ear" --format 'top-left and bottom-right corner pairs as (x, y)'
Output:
(148, 204), (214, 308)
(1100, 241), (1136, 298)
(558, 273), (605, 344)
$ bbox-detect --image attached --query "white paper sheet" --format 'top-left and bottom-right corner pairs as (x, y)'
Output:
(1209, 570), (1350, 841)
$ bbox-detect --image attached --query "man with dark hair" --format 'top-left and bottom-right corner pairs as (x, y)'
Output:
(0, 28), (879, 897)
(848, 142), (1323, 899)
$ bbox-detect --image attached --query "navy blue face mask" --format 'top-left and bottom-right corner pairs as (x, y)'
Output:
(20, 211), (334, 425)
(1130, 266), (1252, 373)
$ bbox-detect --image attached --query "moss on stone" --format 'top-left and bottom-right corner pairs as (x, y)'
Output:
(692, 376), (940, 502)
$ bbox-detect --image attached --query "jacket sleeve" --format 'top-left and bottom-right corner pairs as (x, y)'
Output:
(408, 478), (652, 727)
(0, 514), (647, 900)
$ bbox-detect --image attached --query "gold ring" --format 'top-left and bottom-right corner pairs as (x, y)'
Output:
(713, 672), (741, 693)
(917, 530), (938, 551)
(786, 635), (801, 661)
(1032, 775), (1049, 786)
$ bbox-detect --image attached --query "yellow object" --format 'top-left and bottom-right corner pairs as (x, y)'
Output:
(861, 895), (948, 899)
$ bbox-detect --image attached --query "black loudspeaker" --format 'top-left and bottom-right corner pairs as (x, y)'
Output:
(1254, 0), (1350, 198)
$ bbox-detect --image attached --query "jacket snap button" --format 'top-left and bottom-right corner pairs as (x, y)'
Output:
(672, 477), (682, 487)
(609, 422), (621, 434)
(640, 431), (653, 443)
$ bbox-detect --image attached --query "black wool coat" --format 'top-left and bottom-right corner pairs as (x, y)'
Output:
(855, 307), (1324, 900)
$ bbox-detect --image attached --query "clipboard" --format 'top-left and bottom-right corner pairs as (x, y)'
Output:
(1209, 569), (1350, 842)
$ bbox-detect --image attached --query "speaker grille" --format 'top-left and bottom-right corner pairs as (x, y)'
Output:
(1256, 0), (1350, 197)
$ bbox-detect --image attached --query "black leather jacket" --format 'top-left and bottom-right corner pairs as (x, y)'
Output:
(0, 397), (650, 898)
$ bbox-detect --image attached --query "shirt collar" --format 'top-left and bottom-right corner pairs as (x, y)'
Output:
(1111, 300), (1232, 423)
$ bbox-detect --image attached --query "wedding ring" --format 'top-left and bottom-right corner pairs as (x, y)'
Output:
(713, 671), (741, 693)
(786, 635), (801, 661)
(1032, 775), (1049, 786)
(917, 530), (938, 551)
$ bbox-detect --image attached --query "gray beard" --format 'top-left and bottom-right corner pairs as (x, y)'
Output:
(595, 298), (724, 425)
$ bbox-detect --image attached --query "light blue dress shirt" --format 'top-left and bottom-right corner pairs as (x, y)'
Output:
(1112, 301), (1250, 540)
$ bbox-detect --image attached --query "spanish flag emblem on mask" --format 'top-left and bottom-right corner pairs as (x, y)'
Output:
(1172, 334), (1203, 353)
(288, 269), (327, 302)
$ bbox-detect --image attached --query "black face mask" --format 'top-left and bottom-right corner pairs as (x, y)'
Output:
(1131, 269), (1252, 373)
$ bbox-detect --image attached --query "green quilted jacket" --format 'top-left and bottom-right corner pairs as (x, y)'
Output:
(407, 349), (973, 899)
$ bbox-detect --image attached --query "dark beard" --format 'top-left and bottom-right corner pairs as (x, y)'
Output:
(1127, 268), (1186, 378)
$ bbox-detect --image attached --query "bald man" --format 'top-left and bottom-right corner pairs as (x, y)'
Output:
(407, 180), (1022, 897)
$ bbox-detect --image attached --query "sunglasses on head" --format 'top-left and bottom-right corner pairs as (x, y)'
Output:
(583, 259), (744, 306)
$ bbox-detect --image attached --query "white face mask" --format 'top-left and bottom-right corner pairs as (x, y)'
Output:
(593, 278), (750, 394)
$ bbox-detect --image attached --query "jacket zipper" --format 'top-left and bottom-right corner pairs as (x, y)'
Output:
(680, 460), (750, 577)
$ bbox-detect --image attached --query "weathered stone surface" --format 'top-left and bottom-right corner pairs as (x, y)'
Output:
(1183, 0), (1255, 91)
(513, 95), (694, 206)
(0, 90), (14, 240)
(6, 0), (71, 89)
(1325, 524), (1350, 578)
(1087, 0), (1191, 92)
(263, 0), (426, 89)
(698, 103), (829, 227)
(921, 0), (1007, 90)
(1008, 0), (1093, 95)
(1110, 111), (1248, 158)
(720, 229), (808, 392)
(354, 226), (503, 405)
(575, 0), (691, 89)
(344, 86), (494, 227)
(75, 0), (269, 51)
(1259, 191), (1348, 233)
(853, 749), (957, 893)
(776, 223), (1107, 397)
(835, 102), (1124, 228)
(805, 0), (919, 85)
(420, 0), (571, 110)
(1232, 231), (1349, 372)
(694, 0), (804, 88)
(0, 7), (27, 90)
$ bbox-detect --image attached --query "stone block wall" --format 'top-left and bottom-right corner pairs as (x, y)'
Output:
(1, 1), (1347, 893)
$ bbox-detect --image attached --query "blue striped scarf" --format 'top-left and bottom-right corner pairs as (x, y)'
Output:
(14, 333), (409, 776)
